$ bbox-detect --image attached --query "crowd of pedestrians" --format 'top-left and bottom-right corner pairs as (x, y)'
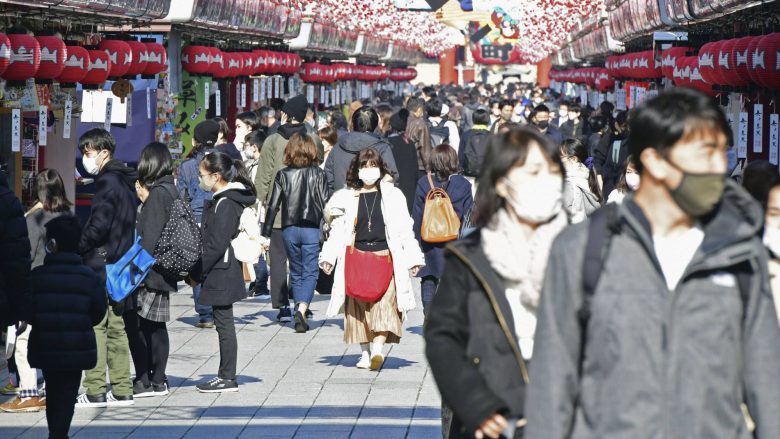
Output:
(1, 81), (780, 439)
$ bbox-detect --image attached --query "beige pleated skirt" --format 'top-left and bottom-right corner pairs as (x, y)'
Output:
(344, 250), (403, 344)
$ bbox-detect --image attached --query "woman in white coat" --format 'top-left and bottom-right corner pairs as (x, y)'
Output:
(320, 147), (424, 371)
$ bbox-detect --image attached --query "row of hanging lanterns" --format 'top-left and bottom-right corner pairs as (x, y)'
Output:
(0, 33), (166, 85)
(181, 46), (302, 78)
(298, 63), (415, 84)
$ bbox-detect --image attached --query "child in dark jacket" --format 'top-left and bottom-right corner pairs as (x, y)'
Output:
(28, 216), (107, 439)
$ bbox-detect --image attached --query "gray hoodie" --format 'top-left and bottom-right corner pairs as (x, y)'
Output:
(563, 162), (601, 224)
(526, 180), (780, 439)
(323, 131), (398, 192)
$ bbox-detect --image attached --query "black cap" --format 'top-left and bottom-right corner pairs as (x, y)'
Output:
(282, 94), (308, 123)
(194, 119), (220, 146)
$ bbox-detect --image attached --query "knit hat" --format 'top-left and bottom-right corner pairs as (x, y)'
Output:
(390, 109), (409, 132)
(282, 94), (308, 123)
(194, 119), (220, 146)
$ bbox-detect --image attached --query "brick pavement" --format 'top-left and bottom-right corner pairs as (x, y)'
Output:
(0, 284), (442, 439)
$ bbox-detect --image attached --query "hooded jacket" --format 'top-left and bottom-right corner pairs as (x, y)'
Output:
(563, 161), (601, 224)
(525, 181), (780, 439)
(196, 183), (257, 306)
(0, 169), (31, 326)
(79, 159), (138, 286)
(136, 175), (178, 292)
(323, 131), (399, 192)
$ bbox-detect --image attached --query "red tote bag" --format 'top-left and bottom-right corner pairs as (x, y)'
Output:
(344, 219), (393, 302)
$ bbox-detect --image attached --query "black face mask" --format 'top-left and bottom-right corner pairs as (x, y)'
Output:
(535, 120), (550, 130)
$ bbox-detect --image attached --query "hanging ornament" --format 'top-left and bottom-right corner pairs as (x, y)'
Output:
(111, 78), (134, 103)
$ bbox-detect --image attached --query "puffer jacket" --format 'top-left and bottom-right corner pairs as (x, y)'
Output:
(563, 161), (601, 224)
(262, 166), (331, 237)
(525, 181), (780, 439)
(324, 131), (399, 192)
(195, 183), (257, 306)
(425, 231), (528, 439)
(0, 169), (31, 326)
(28, 252), (106, 370)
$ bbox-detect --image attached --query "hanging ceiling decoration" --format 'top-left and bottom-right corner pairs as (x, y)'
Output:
(301, 0), (461, 56)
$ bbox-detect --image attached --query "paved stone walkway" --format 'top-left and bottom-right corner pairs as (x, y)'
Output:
(0, 285), (442, 438)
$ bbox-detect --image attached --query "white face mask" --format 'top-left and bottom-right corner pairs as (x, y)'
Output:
(359, 167), (381, 186)
(503, 170), (562, 224)
(765, 226), (780, 257)
(82, 151), (103, 175)
(559, 110), (568, 120)
(625, 173), (640, 191)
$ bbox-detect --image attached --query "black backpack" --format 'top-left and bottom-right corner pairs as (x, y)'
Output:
(463, 130), (490, 177)
(153, 185), (202, 280)
(578, 203), (752, 373)
(429, 118), (450, 147)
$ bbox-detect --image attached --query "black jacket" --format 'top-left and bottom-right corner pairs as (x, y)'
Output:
(79, 160), (138, 285)
(324, 131), (399, 192)
(218, 143), (243, 161)
(196, 184), (256, 306)
(425, 232), (529, 438)
(560, 119), (583, 140)
(0, 169), (31, 326)
(262, 166), (330, 237)
(28, 252), (106, 370)
(136, 175), (178, 292)
(388, 134), (419, 215)
(461, 128), (491, 177)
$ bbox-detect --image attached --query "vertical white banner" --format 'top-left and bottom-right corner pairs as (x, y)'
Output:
(146, 87), (152, 119)
(63, 99), (72, 139)
(336, 86), (341, 106)
(11, 109), (20, 152)
(104, 98), (113, 132)
(753, 104), (763, 153)
(215, 85), (222, 117)
(126, 94), (133, 127)
(770, 114), (779, 166)
(260, 78), (267, 102)
(616, 88), (627, 111)
(306, 85), (314, 104)
(241, 82), (247, 108)
(288, 77), (295, 98)
(266, 77), (273, 101)
(253, 79), (260, 104)
(204, 81), (210, 110)
(320, 86), (325, 105)
(38, 105), (48, 146)
(275, 77), (282, 99)
(635, 88), (646, 107)
(236, 82), (241, 109)
(738, 112), (748, 159)
(332, 89), (337, 108)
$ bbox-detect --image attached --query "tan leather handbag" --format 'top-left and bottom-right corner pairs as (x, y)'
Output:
(420, 172), (461, 243)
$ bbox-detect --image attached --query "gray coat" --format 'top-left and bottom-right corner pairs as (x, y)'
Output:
(324, 131), (398, 192)
(525, 181), (780, 439)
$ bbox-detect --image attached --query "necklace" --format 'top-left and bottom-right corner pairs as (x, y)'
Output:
(362, 191), (379, 232)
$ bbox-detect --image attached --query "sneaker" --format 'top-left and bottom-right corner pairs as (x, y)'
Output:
(370, 352), (385, 371)
(1, 383), (18, 395)
(75, 393), (107, 408)
(196, 377), (238, 393)
(196, 320), (215, 329)
(0, 396), (46, 413)
(294, 311), (309, 333)
(356, 352), (370, 369)
(305, 309), (313, 319)
(106, 391), (134, 406)
(276, 307), (292, 323)
(132, 381), (155, 398)
(151, 382), (169, 396)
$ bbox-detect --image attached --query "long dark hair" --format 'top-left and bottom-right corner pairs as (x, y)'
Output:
(200, 152), (257, 197)
(561, 138), (602, 202)
(615, 155), (637, 195)
(472, 128), (563, 227)
(137, 142), (175, 188)
(346, 148), (393, 190)
(35, 169), (72, 213)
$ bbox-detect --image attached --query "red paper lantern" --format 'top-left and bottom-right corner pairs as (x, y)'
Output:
(143, 42), (167, 76)
(661, 47), (690, 79)
(2, 34), (40, 81)
(241, 52), (254, 77)
(209, 48), (225, 77)
(299, 62), (322, 83)
(0, 33), (10, 76)
(100, 39), (132, 78)
(755, 33), (780, 90)
(710, 40), (731, 85)
(618, 55), (632, 79)
(716, 39), (745, 86)
(253, 50), (266, 75)
(35, 36), (66, 80)
(55, 45), (89, 84)
(182, 45), (212, 75)
(672, 56), (691, 87)
(290, 53), (302, 73)
(632, 51), (660, 79)
(698, 42), (718, 84)
(688, 57), (717, 96)
(125, 40), (148, 77)
(595, 69), (615, 92)
(226, 53), (244, 78)
(263, 52), (276, 75)
(81, 49), (112, 85)
(747, 36), (764, 87)
(728, 36), (753, 86)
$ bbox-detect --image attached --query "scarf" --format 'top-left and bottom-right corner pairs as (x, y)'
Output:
(481, 207), (567, 311)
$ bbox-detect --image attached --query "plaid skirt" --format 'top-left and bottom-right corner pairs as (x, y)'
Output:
(136, 287), (170, 322)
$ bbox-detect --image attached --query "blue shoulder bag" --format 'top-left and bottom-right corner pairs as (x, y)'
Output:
(105, 235), (156, 302)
